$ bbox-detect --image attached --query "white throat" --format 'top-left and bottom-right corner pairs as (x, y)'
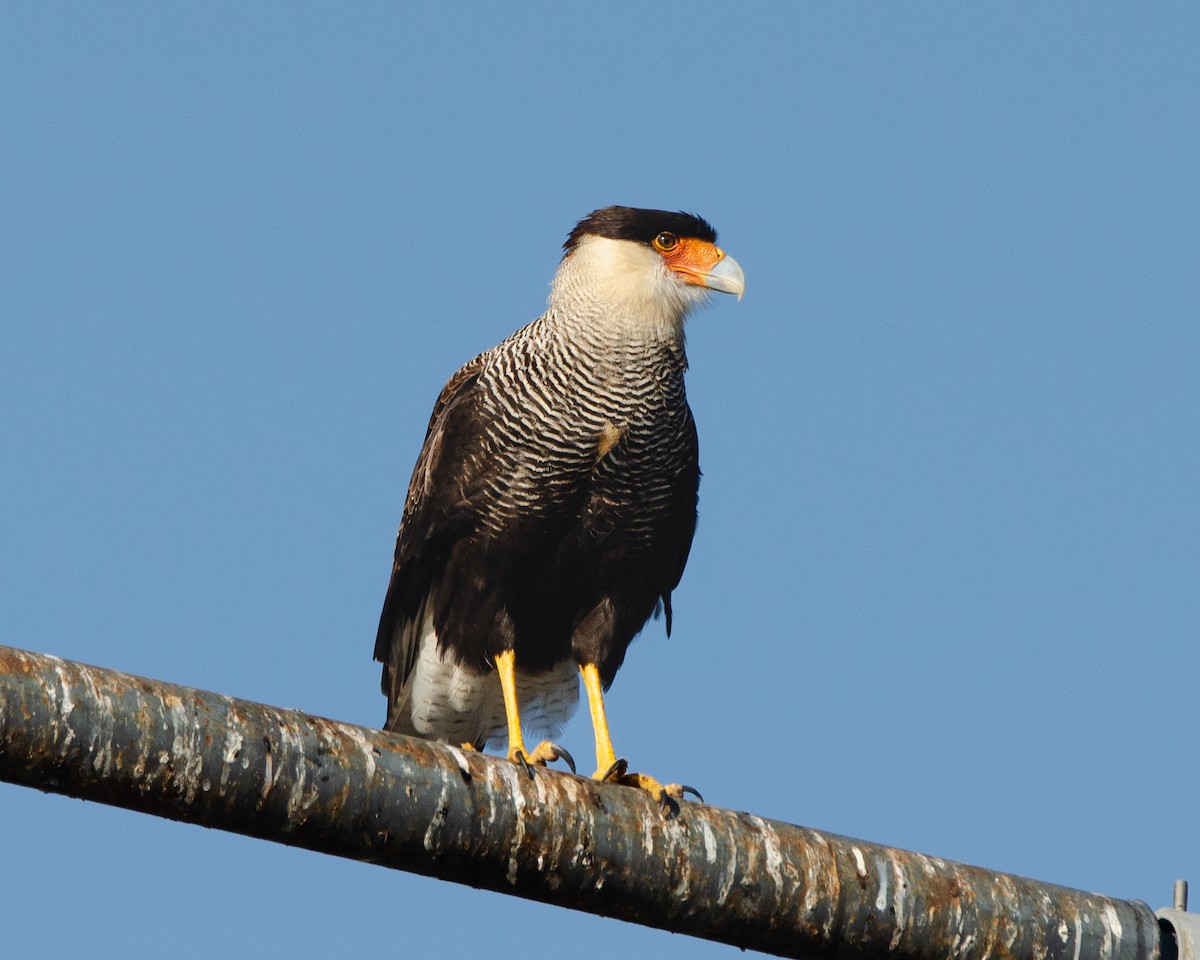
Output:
(546, 235), (709, 342)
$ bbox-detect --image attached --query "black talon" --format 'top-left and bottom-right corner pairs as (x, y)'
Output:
(516, 750), (535, 780)
(602, 758), (628, 782)
(680, 784), (704, 803)
(550, 743), (576, 775)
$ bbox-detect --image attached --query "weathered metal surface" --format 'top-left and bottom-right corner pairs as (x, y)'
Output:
(1157, 907), (1199, 960)
(0, 644), (1163, 960)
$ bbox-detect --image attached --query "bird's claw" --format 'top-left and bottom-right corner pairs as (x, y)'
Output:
(510, 741), (576, 778)
(514, 749), (536, 779)
(596, 760), (702, 811)
(545, 742), (576, 774)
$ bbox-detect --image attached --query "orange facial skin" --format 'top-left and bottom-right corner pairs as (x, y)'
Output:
(654, 234), (728, 287)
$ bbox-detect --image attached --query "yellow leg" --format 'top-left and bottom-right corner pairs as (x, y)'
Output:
(496, 649), (528, 762)
(579, 662), (701, 807)
(580, 663), (618, 777)
(495, 650), (575, 773)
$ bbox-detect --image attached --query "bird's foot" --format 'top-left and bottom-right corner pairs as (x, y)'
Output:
(598, 758), (703, 812)
(509, 741), (576, 779)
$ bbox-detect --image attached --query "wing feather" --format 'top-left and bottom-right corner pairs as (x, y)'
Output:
(660, 404), (700, 637)
(373, 356), (493, 714)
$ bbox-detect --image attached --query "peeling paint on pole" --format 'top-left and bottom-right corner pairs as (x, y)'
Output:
(0, 645), (1163, 960)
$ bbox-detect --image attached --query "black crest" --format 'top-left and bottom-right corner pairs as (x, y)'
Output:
(563, 206), (718, 257)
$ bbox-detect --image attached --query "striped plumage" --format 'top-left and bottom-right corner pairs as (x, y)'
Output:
(374, 207), (744, 797)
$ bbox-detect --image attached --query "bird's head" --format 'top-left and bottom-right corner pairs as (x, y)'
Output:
(551, 206), (745, 336)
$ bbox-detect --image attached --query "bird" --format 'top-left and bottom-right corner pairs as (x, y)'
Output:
(373, 205), (744, 804)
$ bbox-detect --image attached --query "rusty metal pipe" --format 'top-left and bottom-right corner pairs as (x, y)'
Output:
(0, 644), (1162, 960)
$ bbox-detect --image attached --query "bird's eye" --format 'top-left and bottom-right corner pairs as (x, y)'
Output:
(653, 232), (679, 252)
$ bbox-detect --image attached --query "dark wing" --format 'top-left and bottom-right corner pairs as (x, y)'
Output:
(660, 404), (700, 636)
(373, 356), (493, 712)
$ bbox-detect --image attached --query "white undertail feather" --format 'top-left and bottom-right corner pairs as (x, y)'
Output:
(404, 611), (580, 747)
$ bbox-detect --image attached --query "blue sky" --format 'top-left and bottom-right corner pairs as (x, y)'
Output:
(2, 4), (1196, 958)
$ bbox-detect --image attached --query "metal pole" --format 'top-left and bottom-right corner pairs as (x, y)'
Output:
(0, 644), (1162, 960)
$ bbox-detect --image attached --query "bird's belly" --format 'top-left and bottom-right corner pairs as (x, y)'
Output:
(407, 619), (579, 747)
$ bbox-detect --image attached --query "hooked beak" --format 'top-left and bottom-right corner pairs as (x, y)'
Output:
(700, 253), (746, 300)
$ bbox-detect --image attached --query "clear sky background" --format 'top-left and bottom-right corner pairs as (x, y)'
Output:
(2, 5), (1196, 958)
